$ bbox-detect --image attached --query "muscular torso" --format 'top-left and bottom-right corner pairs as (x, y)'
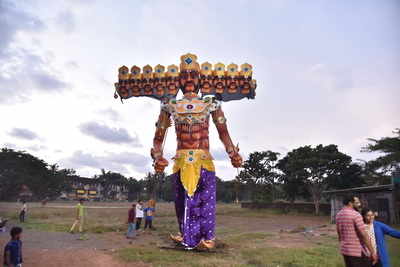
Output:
(175, 120), (210, 150)
(163, 97), (219, 151)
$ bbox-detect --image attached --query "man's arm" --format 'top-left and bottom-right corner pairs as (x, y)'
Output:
(336, 223), (341, 241)
(211, 107), (242, 167)
(151, 110), (171, 173)
(4, 250), (11, 266)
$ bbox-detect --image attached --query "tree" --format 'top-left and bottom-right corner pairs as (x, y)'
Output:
(277, 155), (308, 204)
(240, 151), (280, 202)
(95, 169), (128, 200)
(126, 177), (143, 201)
(143, 172), (165, 200)
(0, 148), (73, 200)
(278, 145), (360, 215)
(363, 128), (400, 177)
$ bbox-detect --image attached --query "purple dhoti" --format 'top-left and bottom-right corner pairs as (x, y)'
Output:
(172, 168), (216, 248)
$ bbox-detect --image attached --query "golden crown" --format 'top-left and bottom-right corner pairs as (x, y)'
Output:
(115, 53), (256, 101)
(118, 54), (253, 80)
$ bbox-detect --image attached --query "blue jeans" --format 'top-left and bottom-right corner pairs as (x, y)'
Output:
(127, 223), (136, 238)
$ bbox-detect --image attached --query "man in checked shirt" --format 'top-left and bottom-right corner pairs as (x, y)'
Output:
(336, 196), (378, 267)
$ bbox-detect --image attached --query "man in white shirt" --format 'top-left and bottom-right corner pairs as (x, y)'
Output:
(135, 200), (144, 230)
(19, 201), (27, 223)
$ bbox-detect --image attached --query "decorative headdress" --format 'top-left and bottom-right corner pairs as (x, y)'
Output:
(180, 53), (200, 72)
(114, 53), (257, 101)
(154, 65), (165, 78)
(201, 62), (213, 76)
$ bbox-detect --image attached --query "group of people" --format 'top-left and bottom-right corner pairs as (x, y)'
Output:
(336, 195), (400, 267)
(68, 199), (156, 238)
(126, 199), (156, 239)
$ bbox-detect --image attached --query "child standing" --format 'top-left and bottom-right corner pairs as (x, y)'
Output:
(144, 199), (156, 230)
(3, 226), (23, 267)
(135, 200), (144, 230)
(126, 204), (136, 239)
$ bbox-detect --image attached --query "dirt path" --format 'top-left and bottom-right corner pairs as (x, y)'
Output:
(0, 225), (139, 266)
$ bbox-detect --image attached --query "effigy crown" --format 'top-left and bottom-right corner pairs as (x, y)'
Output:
(180, 53), (200, 72)
(154, 65), (166, 78)
(114, 53), (257, 101)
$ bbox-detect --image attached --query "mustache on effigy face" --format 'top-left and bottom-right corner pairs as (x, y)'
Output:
(185, 81), (195, 87)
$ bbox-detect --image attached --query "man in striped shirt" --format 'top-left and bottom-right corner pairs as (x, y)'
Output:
(336, 196), (378, 267)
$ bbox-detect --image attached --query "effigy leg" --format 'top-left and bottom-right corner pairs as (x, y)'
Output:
(171, 169), (216, 249)
(171, 172), (185, 243)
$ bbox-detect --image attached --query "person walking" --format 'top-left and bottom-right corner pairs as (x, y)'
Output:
(135, 200), (144, 230)
(336, 195), (377, 267)
(69, 199), (85, 234)
(362, 208), (400, 267)
(19, 201), (27, 223)
(126, 204), (136, 239)
(3, 226), (23, 267)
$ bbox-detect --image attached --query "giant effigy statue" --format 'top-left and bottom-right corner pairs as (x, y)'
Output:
(114, 53), (256, 250)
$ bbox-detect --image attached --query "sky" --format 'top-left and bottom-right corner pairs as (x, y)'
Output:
(1, 0), (399, 180)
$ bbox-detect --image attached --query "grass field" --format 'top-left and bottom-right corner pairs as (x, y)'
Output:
(1, 202), (399, 267)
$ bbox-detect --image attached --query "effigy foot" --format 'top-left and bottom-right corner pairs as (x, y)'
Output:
(169, 233), (183, 244)
(196, 239), (215, 251)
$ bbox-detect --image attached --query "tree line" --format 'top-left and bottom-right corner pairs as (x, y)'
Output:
(1, 128), (399, 213)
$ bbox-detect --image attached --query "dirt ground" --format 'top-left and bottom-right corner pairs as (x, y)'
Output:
(0, 202), (334, 267)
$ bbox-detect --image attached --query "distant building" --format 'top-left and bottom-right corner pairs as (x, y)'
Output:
(323, 184), (399, 225)
(62, 176), (128, 201)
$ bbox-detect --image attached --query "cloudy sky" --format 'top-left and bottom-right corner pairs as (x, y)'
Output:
(1, 0), (399, 180)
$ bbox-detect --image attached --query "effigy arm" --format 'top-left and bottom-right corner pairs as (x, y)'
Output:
(211, 108), (242, 167)
(151, 110), (171, 173)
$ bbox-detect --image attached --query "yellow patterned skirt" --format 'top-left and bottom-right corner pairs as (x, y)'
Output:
(172, 149), (215, 197)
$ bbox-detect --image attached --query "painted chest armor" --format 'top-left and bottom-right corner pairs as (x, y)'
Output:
(162, 97), (221, 125)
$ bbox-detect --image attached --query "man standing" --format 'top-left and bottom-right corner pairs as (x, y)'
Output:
(69, 199), (85, 234)
(19, 201), (27, 223)
(135, 200), (144, 230)
(336, 196), (378, 267)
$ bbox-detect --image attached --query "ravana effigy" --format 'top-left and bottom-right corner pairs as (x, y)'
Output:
(114, 53), (256, 250)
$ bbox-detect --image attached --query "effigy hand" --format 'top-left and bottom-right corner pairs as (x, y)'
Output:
(229, 152), (242, 168)
(154, 157), (168, 173)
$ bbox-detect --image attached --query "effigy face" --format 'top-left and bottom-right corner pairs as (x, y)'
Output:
(200, 75), (213, 94)
(166, 77), (179, 96)
(241, 77), (252, 95)
(131, 79), (141, 96)
(226, 77), (239, 94)
(154, 78), (166, 96)
(213, 76), (225, 94)
(142, 79), (153, 95)
(118, 85), (129, 99)
(179, 70), (200, 93)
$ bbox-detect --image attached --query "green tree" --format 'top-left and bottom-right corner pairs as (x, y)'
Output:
(0, 148), (73, 200)
(278, 145), (360, 215)
(94, 169), (128, 200)
(363, 128), (400, 177)
(241, 151), (281, 202)
(143, 172), (165, 200)
(126, 177), (143, 201)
